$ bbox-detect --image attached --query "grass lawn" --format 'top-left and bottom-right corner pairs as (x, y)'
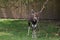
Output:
(0, 19), (60, 40)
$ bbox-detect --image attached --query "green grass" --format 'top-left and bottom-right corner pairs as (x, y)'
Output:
(0, 19), (60, 40)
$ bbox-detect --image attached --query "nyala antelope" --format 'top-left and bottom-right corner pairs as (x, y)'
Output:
(27, 11), (39, 38)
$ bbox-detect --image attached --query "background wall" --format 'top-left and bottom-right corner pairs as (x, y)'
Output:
(0, 0), (60, 20)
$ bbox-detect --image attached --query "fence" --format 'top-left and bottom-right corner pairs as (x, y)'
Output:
(0, 0), (59, 20)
